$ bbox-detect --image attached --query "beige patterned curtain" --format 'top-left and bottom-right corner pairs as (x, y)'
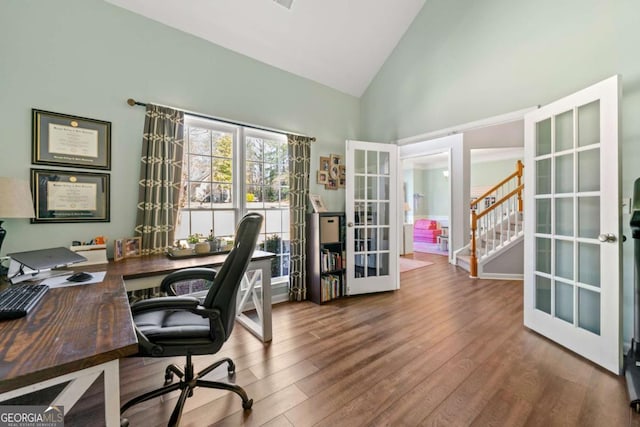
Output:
(134, 104), (184, 255)
(287, 134), (312, 301)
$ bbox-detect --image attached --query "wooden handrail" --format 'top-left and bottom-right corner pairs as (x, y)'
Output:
(469, 160), (524, 278)
(474, 185), (524, 222)
(470, 160), (524, 208)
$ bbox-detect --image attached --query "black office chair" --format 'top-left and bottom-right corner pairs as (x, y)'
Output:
(120, 213), (263, 427)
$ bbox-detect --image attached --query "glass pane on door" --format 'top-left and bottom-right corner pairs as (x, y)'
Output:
(535, 275), (551, 314)
(578, 100), (600, 147)
(578, 148), (599, 192)
(578, 288), (601, 334)
(555, 282), (574, 323)
(578, 196), (599, 238)
(555, 110), (573, 151)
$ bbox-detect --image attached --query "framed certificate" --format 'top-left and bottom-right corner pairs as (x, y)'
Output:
(32, 109), (111, 170)
(31, 169), (110, 223)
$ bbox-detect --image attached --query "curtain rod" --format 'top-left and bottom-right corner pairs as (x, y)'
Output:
(126, 98), (315, 141)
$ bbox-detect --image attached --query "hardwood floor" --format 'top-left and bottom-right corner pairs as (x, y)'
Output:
(68, 253), (640, 426)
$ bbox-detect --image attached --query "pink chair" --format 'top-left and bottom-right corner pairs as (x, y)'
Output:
(413, 219), (442, 243)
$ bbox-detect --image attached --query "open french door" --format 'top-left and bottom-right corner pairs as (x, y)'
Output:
(345, 140), (399, 295)
(524, 75), (621, 373)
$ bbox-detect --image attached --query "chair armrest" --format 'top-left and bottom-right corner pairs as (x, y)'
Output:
(160, 267), (218, 296)
(131, 296), (200, 314)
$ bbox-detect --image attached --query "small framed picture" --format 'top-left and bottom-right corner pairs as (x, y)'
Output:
(329, 163), (340, 179)
(330, 154), (342, 166)
(317, 170), (329, 185)
(319, 156), (330, 172)
(338, 165), (346, 187)
(123, 237), (142, 258)
(325, 179), (338, 190)
(113, 239), (124, 262)
(309, 194), (327, 213)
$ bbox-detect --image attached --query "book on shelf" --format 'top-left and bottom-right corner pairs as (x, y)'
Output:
(320, 274), (341, 302)
(321, 249), (342, 273)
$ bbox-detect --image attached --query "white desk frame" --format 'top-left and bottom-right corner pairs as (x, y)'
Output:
(0, 359), (120, 427)
(235, 258), (272, 342)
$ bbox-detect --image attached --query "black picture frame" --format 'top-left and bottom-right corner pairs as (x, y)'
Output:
(32, 109), (111, 170)
(31, 169), (110, 223)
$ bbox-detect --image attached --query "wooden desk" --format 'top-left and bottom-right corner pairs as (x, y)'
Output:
(0, 265), (137, 426)
(0, 250), (274, 426)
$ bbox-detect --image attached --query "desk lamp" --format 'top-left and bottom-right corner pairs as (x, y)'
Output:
(0, 177), (35, 258)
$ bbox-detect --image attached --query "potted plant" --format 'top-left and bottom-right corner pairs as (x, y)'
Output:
(260, 234), (282, 277)
(205, 229), (221, 252)
(186, 233), (201, 248)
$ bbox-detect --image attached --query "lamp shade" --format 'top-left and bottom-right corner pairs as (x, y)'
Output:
(0, 177), (35, 218)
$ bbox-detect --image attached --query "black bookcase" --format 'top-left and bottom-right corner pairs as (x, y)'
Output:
(306, 212), (346, 304)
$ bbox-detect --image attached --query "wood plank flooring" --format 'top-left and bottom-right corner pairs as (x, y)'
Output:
(67, 252), (640, 426)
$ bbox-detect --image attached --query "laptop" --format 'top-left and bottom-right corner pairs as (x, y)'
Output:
(8, 247), (88, 271)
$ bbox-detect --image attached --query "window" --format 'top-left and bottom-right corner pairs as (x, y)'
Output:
(176, 116), (290, 282)
(245, 132), (290, 279)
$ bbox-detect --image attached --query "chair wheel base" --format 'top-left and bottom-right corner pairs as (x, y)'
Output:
(243, 399), (253, 410)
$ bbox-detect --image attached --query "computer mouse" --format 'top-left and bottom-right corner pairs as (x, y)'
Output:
(67, 272), (93, 282)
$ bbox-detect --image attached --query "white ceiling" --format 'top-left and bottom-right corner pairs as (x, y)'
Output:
(104, 0), (426, 97)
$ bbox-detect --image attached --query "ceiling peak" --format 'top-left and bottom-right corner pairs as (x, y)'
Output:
(273, 0), (294, 10)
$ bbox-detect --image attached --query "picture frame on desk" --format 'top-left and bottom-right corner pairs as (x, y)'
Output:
(31, 168), (110, 223)
(32, 109), (111, 170)
(113, 239), (124, 261)
(123, 237), (141, 258)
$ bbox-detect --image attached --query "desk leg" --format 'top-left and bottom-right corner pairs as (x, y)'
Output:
(52, 371), (101, 412)
(236, 259), (272, 342)
(0, 360), (120, 426)
(103, 359), (120, 427)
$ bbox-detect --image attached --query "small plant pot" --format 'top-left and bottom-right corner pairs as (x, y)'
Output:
(195, 242), (210, 254)
(208, 240), (221, 252)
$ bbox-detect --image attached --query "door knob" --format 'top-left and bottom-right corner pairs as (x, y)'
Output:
(598, 233), (617, 243)
(347, 222), (354, 227)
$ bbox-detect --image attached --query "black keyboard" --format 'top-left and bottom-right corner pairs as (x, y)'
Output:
(0, 284), (49, 320)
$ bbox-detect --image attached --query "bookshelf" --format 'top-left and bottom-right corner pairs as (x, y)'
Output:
(306, 212), (346, 304)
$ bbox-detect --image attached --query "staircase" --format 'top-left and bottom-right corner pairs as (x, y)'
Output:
(455, 161), (524, 279)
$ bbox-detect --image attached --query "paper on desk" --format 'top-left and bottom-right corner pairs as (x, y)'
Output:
(40, 271), (107, 288)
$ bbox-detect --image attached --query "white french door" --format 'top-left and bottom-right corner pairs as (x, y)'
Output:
(524, 75), (621, 373)
(345, 140), (399, 295)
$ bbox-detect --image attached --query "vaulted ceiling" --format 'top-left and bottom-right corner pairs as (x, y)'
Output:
(104, 0), (426, 97)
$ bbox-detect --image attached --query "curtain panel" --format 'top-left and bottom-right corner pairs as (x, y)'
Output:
(287, 134), (312, 301)
(134, 104), (185, 256)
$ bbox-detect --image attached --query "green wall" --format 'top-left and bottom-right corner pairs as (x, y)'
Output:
(412, 168), (449, 218)
(0, 0), (358, 256)
(471, 158), (522, 189)
(361, 0), (639, 346)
